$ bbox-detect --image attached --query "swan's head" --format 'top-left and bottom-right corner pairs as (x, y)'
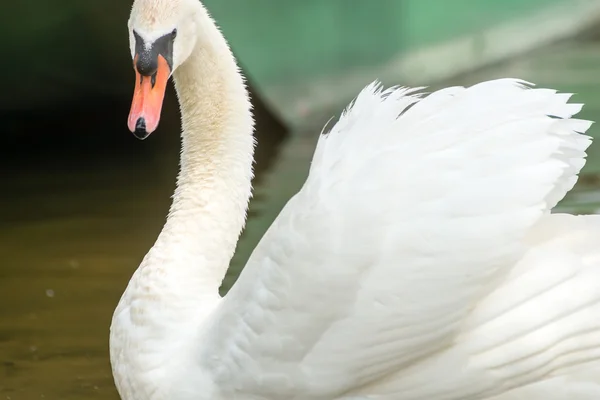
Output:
(127, 0), (200, 139)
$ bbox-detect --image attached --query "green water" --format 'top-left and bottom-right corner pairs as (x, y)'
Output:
(2, 38), (600, 399)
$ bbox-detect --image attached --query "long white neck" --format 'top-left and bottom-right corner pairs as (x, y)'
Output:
(145, 8), (254, 300)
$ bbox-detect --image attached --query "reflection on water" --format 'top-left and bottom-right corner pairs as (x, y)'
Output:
(2, 38), (600, 399)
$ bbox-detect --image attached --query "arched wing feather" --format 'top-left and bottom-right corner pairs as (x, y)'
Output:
(199, 79), (592, 398)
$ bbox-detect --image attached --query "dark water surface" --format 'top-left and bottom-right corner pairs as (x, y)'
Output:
(2, 38), (600, 399)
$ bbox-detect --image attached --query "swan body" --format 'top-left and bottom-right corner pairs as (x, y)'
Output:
(110, 0), (600, 398)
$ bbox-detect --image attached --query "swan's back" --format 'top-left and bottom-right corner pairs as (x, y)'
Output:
(194, 79), (600, 399)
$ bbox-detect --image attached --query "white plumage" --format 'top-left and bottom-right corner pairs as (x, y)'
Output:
(199, 80), (599, 399)
(111, 1), (600, 399)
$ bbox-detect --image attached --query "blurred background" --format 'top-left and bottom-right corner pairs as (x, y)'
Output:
(2, 0), (600, 398)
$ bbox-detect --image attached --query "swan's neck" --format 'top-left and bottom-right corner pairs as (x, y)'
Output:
(146, 13), (254, 300)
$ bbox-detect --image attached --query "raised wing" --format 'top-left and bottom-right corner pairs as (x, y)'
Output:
(199, 79), (592, 398)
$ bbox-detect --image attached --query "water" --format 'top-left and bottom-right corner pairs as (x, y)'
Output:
(2, 37), (600, 399)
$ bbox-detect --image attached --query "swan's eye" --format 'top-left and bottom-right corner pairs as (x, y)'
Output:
(171, 28), (177, 38)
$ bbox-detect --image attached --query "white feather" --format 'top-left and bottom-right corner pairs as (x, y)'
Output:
(193, 79), (600, 399)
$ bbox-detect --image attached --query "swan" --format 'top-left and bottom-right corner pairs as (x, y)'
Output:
(110, 0), (600, 399)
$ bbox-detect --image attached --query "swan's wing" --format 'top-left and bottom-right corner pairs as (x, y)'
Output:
(346, 214), (600, 399)
(199, 79), (593, 398)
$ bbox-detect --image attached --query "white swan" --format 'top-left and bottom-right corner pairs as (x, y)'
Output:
(110, 0), (600, 399)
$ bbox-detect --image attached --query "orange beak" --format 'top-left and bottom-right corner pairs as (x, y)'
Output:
(127, 54), (170, 139)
